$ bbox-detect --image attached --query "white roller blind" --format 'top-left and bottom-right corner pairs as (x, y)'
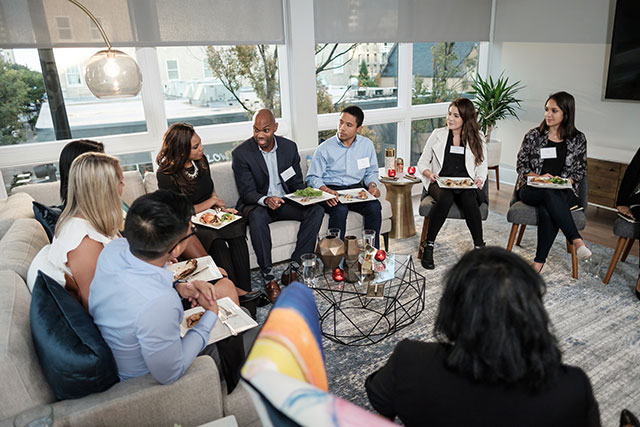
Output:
(493, 0), (610, 43)
(314, 0), (492, 43)
(0, 0), (285, 48)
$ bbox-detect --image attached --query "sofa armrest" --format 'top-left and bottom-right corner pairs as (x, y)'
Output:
(42, 356), (221, 427)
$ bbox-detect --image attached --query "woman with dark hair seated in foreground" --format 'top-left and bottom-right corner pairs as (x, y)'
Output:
(365, 247), (601, 426)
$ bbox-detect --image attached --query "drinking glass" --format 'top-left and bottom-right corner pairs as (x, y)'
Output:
(363, 229), (376, 248)
(328, 228), (341, 238)
(301, 253), (318, 288)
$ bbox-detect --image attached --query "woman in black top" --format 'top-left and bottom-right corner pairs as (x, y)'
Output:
(417, 97), (488, 269)
(366, 247), (601, 427)
(516, 91), (591, 272)
(157, 123), (252, 292)
(615, 146), (640, 299)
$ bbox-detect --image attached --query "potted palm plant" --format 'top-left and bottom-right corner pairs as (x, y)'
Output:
(471, 73), (524, 143)
(471, 73), (524, 188)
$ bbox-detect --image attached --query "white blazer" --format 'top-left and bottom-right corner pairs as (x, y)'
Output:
(417, 127), (488, 192)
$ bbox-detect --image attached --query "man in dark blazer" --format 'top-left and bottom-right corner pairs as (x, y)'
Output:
(232, 109), (324, 303)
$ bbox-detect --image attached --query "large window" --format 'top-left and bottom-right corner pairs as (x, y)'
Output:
(316, 43), (397, 115)
(410, 117), (446, 166)
(317, 122), (397, 169)
(412, 42), (479, 105)
(157, 45), (282, 128)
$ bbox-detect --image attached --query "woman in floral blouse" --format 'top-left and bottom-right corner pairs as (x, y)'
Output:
(515, 91), (591, 272)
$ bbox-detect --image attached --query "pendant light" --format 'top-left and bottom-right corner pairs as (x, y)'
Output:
(68, 0), (143, 99)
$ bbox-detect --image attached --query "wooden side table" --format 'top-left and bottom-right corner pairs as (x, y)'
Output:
(380, 177), (421, 238)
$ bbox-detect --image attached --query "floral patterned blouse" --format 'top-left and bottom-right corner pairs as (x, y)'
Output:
(516, 127), (587, 195)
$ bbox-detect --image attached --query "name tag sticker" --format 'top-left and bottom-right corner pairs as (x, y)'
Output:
(357, 157), (370, 169)
(540, 147), (557, 159)
(280, 166), (295, 181)
(450, 145), (465, 155)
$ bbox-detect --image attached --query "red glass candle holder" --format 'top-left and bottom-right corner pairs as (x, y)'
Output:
(375, 249), (387, 262)
(387, 169), (396, 178)
(332, 267), (345, 282)
(407, 166), (416, 175)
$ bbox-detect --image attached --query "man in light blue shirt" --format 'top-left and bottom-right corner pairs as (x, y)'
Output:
(306, 105), (383, 247)
(90, 191), (225, 385)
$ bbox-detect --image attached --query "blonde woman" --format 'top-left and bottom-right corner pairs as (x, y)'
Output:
(27, 152), (123, 308)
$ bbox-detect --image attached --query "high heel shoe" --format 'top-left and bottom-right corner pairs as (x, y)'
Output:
(421, 244), (434, 270)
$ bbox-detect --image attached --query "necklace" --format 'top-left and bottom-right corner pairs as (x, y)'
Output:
(184, 160), (198, 180)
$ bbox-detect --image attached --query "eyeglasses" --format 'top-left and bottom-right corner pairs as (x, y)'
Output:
(168, 225), (197, 253)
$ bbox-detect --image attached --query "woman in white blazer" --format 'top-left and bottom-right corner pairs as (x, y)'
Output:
(417, 97), (488, 269)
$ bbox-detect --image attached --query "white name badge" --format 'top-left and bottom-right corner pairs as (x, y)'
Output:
(540, 147), (557, 159)
(357, 157), (370, 169)
(450, 145), (465, 155)
(280, 166), (295, 181)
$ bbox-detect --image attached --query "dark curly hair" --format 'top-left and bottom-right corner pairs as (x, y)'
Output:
(156, 122), (206, 194)
(435, 246), (562, 392)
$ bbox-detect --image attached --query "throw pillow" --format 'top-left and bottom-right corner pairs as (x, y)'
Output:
(32, 202), (61, 242)
(30, 271), (119, 400)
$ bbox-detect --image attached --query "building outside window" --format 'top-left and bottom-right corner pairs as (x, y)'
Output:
(166, 59), (180, 81)
(55, 17), (72, 40)
(65, 65), (82, 86)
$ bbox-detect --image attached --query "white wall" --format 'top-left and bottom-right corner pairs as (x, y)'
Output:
(493, 41), (640, 172)
(489, 0), (640, 183)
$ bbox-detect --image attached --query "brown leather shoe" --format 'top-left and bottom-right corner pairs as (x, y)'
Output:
(281, 269), (299, 286)
(264, 280), (281, 304)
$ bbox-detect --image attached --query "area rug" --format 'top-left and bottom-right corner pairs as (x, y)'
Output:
(253, 211), (640, 426)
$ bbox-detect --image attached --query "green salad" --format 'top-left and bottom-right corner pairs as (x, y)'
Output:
(220, 213), (235, 221)
(551, 177), (568, 184)
(294, 187), (323, 197)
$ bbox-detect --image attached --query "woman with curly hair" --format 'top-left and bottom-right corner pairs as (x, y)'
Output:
(366, 247), (601, 426)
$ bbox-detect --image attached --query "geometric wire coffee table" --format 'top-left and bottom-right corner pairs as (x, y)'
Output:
(310, 254), (426, 346)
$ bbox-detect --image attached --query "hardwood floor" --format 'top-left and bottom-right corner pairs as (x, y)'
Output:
(487, 181), (639, 256)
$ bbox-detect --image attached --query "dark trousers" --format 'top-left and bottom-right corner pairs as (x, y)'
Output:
(247, 202), (324, 273)
(519, 186), (581, 263)
(209, 237), (251, 292)
(323, 185), (382, 248)
(427, 184), (484, 246)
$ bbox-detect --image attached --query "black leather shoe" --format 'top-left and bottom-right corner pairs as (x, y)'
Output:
(421, 245), (434, 270)
(635, 287), (640, 302)
(620, 409), (640, 427)
(238, 290), (262, 304)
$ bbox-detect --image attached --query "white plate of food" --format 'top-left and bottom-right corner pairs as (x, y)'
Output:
(527, 176), (572, 189)
(180, 297), (258, 344)
(193, 209), (242, 229)
(167, 256), (223, 282)
(337, 188), (377, 204)
(284, 187), (337, 206)
(436, 177), (477, 189)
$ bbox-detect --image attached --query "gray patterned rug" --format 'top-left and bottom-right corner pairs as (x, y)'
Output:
(253, 211), (640, 426)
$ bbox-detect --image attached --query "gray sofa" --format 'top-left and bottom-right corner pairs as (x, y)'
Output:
(13, 148), (393, 268)
(0, 195), (259, 426)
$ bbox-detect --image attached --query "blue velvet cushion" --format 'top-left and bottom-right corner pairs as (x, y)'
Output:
(32, 202), (61, 242)
(30, 271), (119, 400)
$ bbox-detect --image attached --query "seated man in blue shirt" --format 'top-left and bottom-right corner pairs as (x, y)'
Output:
(306, 105), (383, 247)
(89, 190), (226, 385)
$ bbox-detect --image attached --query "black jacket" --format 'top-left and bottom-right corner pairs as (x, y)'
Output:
(231, 135), (305, 215)
(616, 147), (640, 207)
